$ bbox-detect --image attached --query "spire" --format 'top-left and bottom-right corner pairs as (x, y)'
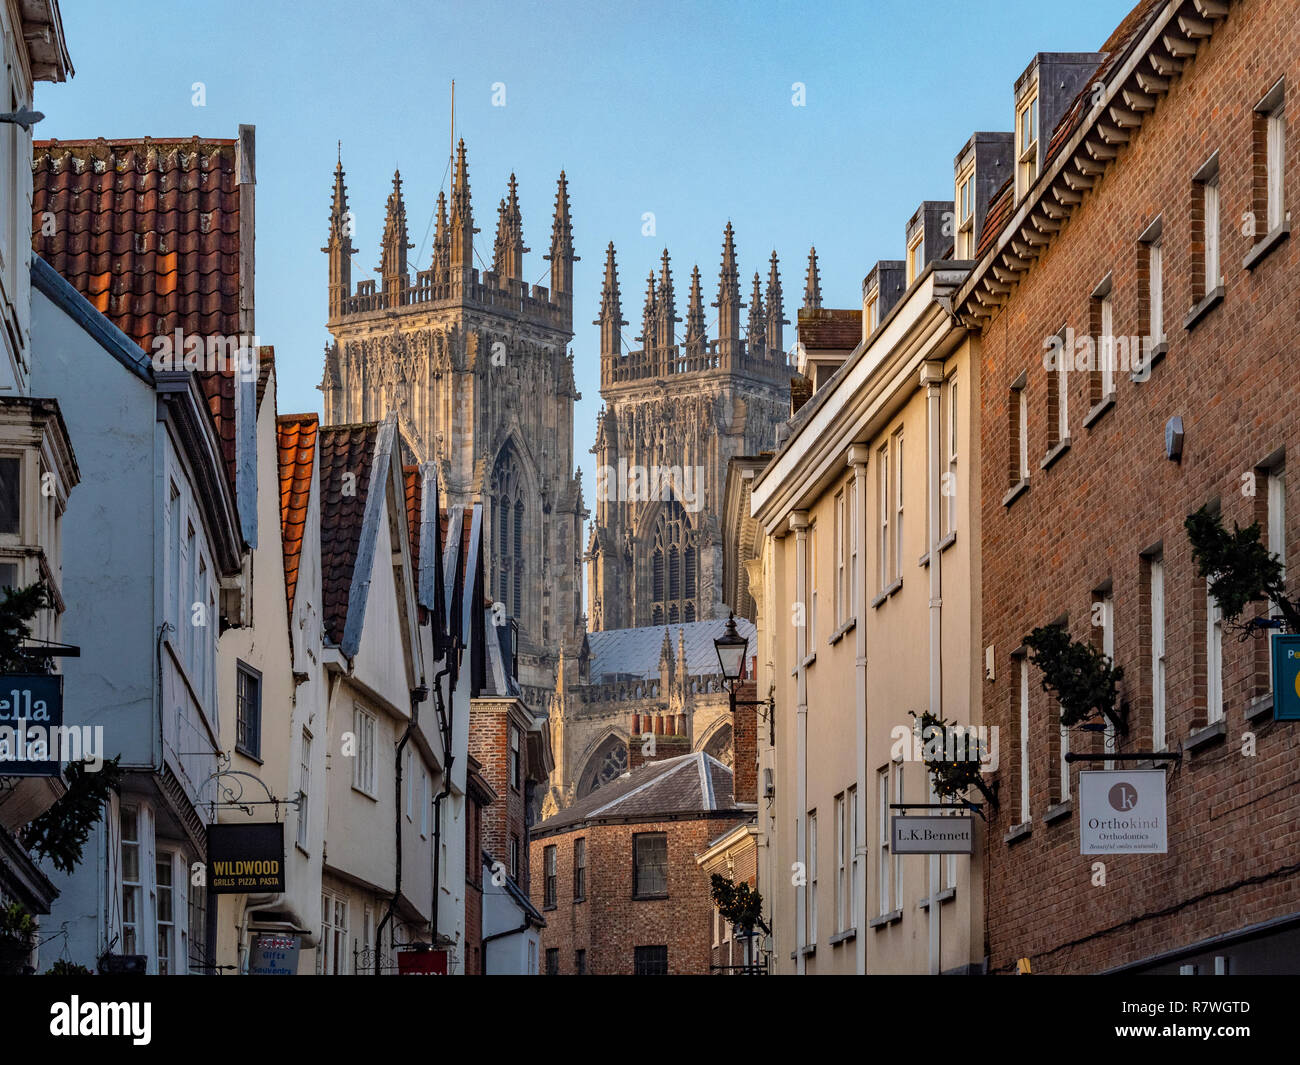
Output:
(499, 172), (528, 280)
(323, 147), (353, 318)
(747, 271), (766, 353)
(655, 248), (678, 352)
(380, 168), (411, 307)
(450, 138), (476, 272)
(803, 244), (822, 310)
(685, 264), (707, 355)
(595, 242), (626, 364)
(714, 222), (742, 345)
(766, 250), (787, 355)
(492, 197), (508, 277)
(659, 627), (674, 675)
(639, 269), (658, 353)
(431, 190), (449, 280)
(545, 170), (578, 298)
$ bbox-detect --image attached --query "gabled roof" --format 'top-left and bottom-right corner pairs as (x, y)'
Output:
(31, 136), (247, 491)
(533, 752), (743, 836)
(586, 616), (756, 682)
(276, 413), (318, 618)
(317, 421), (379, 647)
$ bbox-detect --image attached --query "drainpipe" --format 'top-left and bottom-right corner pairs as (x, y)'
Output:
(430, 652), (457, 946)
(789, 510), (810, 975)
(375, 683), (429, 975)
(848, 446), (870, 975)
(922, 360), (945, 976)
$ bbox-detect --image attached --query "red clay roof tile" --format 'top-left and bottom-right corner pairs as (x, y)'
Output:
(276, 413), (318, 618)
(317, 422), (379, 647)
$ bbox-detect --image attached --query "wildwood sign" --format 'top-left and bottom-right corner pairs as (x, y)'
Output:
(206, 822), (285, 893)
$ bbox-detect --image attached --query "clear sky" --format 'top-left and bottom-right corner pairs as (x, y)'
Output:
(40, 0), (1135, 497)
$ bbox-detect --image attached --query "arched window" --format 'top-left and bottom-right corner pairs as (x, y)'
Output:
(578, 735), (629, 799)
(491, 445), (527, 622)
(704, 723), (734, 768)
(648, 497), (697, 626)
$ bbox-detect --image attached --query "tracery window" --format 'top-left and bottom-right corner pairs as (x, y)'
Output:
(649, 496), (696, 627)
(491, 446), (527, 620)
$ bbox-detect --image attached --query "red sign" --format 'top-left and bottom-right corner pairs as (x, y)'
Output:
(397, 948), (448, 975)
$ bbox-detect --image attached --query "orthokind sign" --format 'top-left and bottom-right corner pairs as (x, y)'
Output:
(206, 822), (285, 893)
(1270, 633), (1300, 720)
(1079, 769), (1167, 854)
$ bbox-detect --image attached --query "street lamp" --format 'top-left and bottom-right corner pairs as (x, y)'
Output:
(714, 612), (749, 682)
(714, 612), (775, 744)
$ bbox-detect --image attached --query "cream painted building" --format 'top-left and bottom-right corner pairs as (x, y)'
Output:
(751, 169), (1001, 971)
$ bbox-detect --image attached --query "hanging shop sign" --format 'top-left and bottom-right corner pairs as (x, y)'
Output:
(890, 815), (974, 854)
(1270, 633), (1300, 721)
(0, 674), (64, 777)
(397, 948), (448, 975)
(248, 933), (301, 975)
(1079, 769), (1167, 854)
(206, 822), (285, 893)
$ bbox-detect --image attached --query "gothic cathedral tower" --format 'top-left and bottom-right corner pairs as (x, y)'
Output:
(585, 226), (793, 631)
(321, 142), (585, 692)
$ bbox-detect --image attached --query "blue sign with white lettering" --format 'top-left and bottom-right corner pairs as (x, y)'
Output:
(0, 674), (64, 776)
(1270, 634), (1300, 721)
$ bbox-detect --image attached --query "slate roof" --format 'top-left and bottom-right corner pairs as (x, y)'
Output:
(31, 137), (245, 490)
(276, 413), (318, 617)
(317, 422), (379, 646)
(797, 307), (862, 351)
(586, 616), (757, 682)
(533, 752), (743, 836)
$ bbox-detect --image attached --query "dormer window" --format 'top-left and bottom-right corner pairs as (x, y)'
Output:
(906, 231), (924, 286)
(956, 166), (976, 258)
(863, 291), (879, 339)
(1016, 91), (1039, 198)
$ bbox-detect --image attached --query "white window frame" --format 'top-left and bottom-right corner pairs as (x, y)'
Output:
(893, 430), (904, 583)
(156, 851), (176, 976)
(906, 230), (924, 286)
(120, 805), (143, 958)
(1207, 581), (1224, 724)
(1259, 78), (1287, 232)
(1149, 236), (1165, 345)
(1017, 384), (1030, 480)
(1203, 172), (1221, 292)
(1019, 657), (1031, 823)
(944, 376), (958, 537)
(297, 730), (312, 851)
(834, 792), (848, 932)
(352, 704), (377, 796)
(956, 166), (976, 258)
(877, 443), (890, 591)
(1099, 292), (1114, 396)
(808, 522), (817, 645)
(805, 809), (818, 945)
(1016, 89), (1039, 199)
(834, 489), (846, 627)
(1056, 328), (1070, 443)
(847, 783), (858, 930)
(420, 767), (429, 838)
(1151, 557), (1166, 751)
(1059, 705), (1070, 802)
(877, 767), (891, 916)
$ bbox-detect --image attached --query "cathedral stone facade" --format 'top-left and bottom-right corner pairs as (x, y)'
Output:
(320, 142), (585, 694)
(585, 227), (795, 631)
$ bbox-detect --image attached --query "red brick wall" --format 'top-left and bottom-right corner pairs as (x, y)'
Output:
(529, 816), (746, 975)
(979, 0), (1300, 973)
(732, 683), (758, 804)
(469, 702), (529, 889)
(464, 792), (484, 975)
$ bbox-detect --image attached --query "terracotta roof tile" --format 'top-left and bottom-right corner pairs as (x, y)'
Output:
(31, 137), (245, 488)
(276, 413), (318, 617)
(403, 465), (421, 576)
(317, 422), (379, 647)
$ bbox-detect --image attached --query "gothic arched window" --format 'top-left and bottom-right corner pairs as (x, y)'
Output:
(648, 497), (697, 626)
(491, 445), (527, 622)
(578, 735), (629, 799)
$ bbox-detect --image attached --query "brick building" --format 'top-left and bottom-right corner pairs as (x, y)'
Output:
(529, 749), (751, 975)
(961, 0), (1300, 972)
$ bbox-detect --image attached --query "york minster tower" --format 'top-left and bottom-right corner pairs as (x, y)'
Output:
(585, 227), (797, 631)
(321, 142), (585, 692)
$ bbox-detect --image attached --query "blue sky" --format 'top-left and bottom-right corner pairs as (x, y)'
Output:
(40, 0), (1135, 494)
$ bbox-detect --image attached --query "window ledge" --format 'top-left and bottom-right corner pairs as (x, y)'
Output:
(235, 744), (264, 766)
(799, 943), (817, 957)
(573, 896), (586, 905)
(1002, 478), (1030, 508)
(1043, 800), (1073, 824)
(1082, 392), (1117, 429)
(871, 578), (903, 610)
(1183, 285), (1224, 331)
(1243, 221), (1290, 271)
(1246, 692), (1274, 722)
(918, 887), (957, 911)
(828, 617), (856, 646)
(868, 909), (903, 930)
(1131, 341), (1167, 382)
(920, 531), (958, 567)
(351, 785), (379, 802)
(800, 651), (817, 669)
(543, 904), (557, 912)
(633, 894), (670, 902)
(1187, 719), (1226, 753)
(1040, 438), (1072, 471)
(1004, 821), (1032, 845)
(828, 927), (857, 946)
(295, 842), (310, 858)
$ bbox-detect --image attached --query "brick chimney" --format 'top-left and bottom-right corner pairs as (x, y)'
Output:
(730, 661), (759, 804)
(627, 712), (691, 770)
